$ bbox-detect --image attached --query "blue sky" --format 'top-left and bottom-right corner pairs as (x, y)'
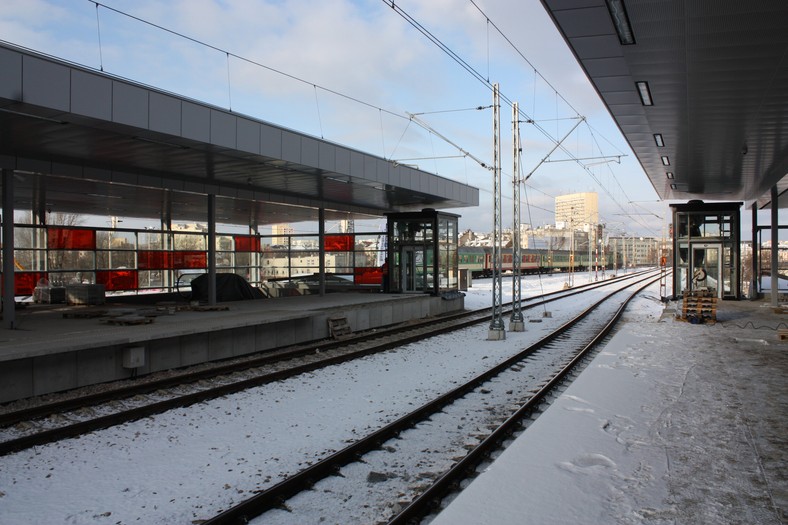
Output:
(2, 0), (677, 237)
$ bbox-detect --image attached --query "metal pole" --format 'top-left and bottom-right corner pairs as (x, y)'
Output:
(488, 83), (505, 340)
(771, 186), (778, 307)
(751, 205), (758, 299)
(2, 169), (15, 329)
(510, 102), (524, 332)
(319, 207), (326, 297)
(207, 194), (217, 306)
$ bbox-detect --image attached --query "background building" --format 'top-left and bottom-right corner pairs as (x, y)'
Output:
(555, 192), (598, 231)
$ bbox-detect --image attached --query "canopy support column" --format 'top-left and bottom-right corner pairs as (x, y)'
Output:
(2, 169), (16, 329)
(771, 186), (778, 307)
(207, 194), (217, 306)
(751, 205), (758, 300)
(318, 207), (326, 296)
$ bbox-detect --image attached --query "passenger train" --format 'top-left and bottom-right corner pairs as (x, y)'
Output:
(458, 246), (613, 278)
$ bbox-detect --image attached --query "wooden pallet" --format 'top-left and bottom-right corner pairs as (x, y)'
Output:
(680, 291), (717, 323)
(328, 316), (352, 339)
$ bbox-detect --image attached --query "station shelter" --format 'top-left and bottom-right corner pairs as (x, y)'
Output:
(386, 209), (459, 295)
(671, 201), (742, 300)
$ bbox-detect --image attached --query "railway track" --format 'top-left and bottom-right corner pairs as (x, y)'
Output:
(0, 270), (657, 457)
(201, 271), (662, 524)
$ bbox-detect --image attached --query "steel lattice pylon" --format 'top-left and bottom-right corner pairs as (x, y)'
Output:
(488, 83), (505, 340)
(510, 101), (524, 331)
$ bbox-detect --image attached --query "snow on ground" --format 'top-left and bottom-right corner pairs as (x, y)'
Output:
(0, 271), (613, 524)
(7, 268), (764, 525)
(432, 287), (787, 525)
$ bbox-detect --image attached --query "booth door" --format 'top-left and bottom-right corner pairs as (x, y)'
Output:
(400, 246), (426, 292)
(691, 243), (722, 298)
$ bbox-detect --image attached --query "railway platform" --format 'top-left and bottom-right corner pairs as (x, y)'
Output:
(432, 296), (787, 525)
(0, 291), (463, 404)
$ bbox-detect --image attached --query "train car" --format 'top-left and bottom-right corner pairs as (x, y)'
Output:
(458, 246), (488, 278)
(459, 245), (615, 278)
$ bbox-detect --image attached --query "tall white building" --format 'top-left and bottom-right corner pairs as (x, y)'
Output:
(555, 192), (598, 231)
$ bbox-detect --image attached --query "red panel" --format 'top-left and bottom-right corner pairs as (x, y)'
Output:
(96, 270), (138, 291)
(354, 266), (382, 285)
(234, 235), (260, 252)
(173, 251), (207, 269)
(324, 234), (353, 252)
(138, 250), (172, 270)
(47, 228), (96, 250)
(13, 272), (47, 295)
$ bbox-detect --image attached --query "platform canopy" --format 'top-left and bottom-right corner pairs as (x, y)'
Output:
(0, 42), (478, 226)
(541, 0), (788, 210)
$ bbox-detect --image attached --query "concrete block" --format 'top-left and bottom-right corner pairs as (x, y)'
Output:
(231, 326), (255, 356)
(208, 330), (234, 361)
(149, 337), (182, 372)
(77, 346), (121, 386)
(181, 334), (209, 366)
(293, 317), (314, 344)
(255, 325), (277, 352)
(0, 359), (33, 404)
(275, 320), (296, 347)
(33, 352), (77, 396)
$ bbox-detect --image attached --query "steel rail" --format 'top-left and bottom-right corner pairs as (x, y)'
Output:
(0, 269), (652, 427)
(201, 272), (659, 525)
(388, 274), (662, 524)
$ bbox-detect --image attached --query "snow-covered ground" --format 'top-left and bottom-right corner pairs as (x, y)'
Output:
(11, 269), (758, 525)
(433, 285), (787, 525)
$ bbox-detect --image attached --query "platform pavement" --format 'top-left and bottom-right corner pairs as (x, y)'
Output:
(0, 292), (462, 403)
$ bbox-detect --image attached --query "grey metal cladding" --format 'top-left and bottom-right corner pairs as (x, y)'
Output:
(300, 136), (319, 167)
(318, 142), (335, 172)
(112, 81), (148, 128)
(0, 48), (23, 101)
(181, 101), (210, 142)
(236, 117), (260, 155)
(335, 146), (350, 174)
(149, 92), (181, 135)
(209, 109), (236, 149)
(281, 130), (301, 163)
(23, 55), (70, 111)
(71, 70), (111, 120)
(260, 124), (282, 158)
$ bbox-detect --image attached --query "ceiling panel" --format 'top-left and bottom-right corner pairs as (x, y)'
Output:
(542, 0), (788, 207)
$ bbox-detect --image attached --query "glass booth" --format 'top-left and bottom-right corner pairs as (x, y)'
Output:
(670, 201), (741, 300)
(386, 209), (459, 295)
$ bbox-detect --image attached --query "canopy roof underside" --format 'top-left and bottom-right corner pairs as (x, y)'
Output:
(0, 42), (478, 226)
(542, 0), (788, 210)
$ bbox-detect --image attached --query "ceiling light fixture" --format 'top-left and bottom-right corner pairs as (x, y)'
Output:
(670, 183), (677, 190)
(605, 0), (636, 45)
(666, 172), (674, 179)
(654, 133), (665, 147)
(636, 81), (653, 106)
(661, 156), (670, 166)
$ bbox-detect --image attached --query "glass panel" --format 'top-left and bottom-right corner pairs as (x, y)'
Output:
(325, 234), (353, 252)
(12, 249), (47, 271)
(138, 250), (172, 270)
(172, 251), (207, 269)
(95, 250), (136, 270)
(216, 251), (234, 268)
(15, 272), (47, 295)
(48, 228), (96, 250)
(234, 235), (260, 252)
(96, 270), (138, 291)
(173, 233), (206, 250)
(48, 250), (94, 270)
(13, 226), (42, 249)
